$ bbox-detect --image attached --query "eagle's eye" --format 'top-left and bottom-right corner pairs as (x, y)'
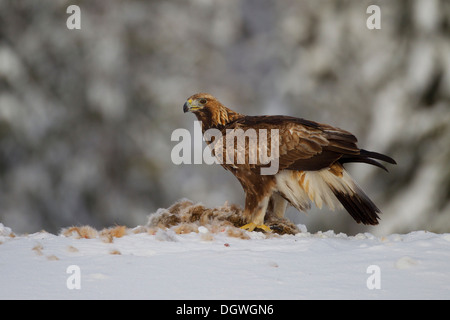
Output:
(199, 98), (207, 105)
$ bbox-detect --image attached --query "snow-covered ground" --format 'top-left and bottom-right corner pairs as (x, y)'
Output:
(1, 222), (449, 300)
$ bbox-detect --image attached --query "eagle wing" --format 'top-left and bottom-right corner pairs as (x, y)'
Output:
(217, 115), (362, 173)
(215, 115), (395, 226)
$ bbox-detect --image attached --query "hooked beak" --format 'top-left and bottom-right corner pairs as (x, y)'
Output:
(183, 101), (190, 113)
(183, 99), (198, 113)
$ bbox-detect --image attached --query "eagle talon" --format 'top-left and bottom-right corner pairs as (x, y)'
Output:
(240, 223), (272, 233)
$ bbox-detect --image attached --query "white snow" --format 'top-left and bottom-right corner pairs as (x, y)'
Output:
(1, 222), (450, 300)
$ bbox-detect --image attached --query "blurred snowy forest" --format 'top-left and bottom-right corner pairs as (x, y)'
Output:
(0, 0), (449, 235)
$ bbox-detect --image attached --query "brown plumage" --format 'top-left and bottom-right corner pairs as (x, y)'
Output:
(183, 93), (396, 231)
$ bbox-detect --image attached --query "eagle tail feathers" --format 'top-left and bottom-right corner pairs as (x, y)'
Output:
(275, 165), (381, 225)
(319, 165), (381, 225)
(332, 186), (380, 225)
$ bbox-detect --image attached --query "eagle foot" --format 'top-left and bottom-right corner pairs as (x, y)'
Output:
(240, 223), (272, 233)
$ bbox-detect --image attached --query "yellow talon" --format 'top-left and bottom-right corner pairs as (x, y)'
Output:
(240, 223), (272, 233)
(240, 223), (256, 231)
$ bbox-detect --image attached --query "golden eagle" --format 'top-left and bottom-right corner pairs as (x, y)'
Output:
(183, 93), (396, 232)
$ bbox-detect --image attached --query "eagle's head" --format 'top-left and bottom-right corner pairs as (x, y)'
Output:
(183, 93), (218, 114)
(183, 93), (242, 131)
